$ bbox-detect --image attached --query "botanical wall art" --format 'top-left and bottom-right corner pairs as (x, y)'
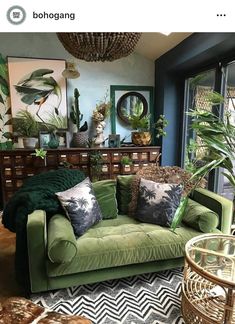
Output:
(0, 54), (12, 145)
(8, 57), (68, 132)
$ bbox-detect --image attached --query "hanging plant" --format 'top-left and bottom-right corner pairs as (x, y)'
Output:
(0, 54), (13, 144)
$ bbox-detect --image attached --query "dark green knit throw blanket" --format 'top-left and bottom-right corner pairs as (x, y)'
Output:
(2, 168), (85, 289)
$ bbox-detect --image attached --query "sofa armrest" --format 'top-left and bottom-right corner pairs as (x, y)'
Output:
(191, 188), (233, 234)
(27, 210), (48, 292)
(48, 214), (77, 263)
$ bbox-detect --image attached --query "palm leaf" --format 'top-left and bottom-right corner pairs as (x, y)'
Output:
(191, 158), (226, 180)
(222, 172), (235, 187)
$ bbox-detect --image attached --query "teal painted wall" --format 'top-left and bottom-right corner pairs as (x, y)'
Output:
(0, 33), (154, 141)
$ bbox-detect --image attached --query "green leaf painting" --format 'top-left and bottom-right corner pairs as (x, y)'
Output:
(8, 57), (67, 130)
(0, 53), (12, 142)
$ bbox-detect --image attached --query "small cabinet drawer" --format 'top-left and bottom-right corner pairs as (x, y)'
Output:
(149, 151), (160, 162)
(140, 152), (148, 161)
(131, 152), (139, 160)
(101, 164), (109, 173)
(112, 153), (121, 162)
(80, 153), (88, 162)
(2, 156), (12, 166)
(101, 153), (109, 162)
(112, 164), (121, 173)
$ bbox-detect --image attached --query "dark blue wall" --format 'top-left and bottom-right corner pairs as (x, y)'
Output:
(155, 32), (235, 166)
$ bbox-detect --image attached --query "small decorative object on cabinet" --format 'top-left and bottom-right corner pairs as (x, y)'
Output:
(0, 146), (160, 205)
(39, 131), (51, 148)
(70, 88), (88, 147)
(108, 134), (120, 148)
(92, 92), (111, 147)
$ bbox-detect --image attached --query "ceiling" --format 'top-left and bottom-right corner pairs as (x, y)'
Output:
(134, 33), (192, 61)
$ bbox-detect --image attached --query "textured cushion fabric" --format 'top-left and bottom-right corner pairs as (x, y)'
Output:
(183, 198), (219, 233)
(116, 175), (134, 214)
(135, 178), (183, 226)
(93, 179), (118, 219)
(46, 215), (202, 277)
(47, 214), (77, 264)
(56, 177), (102, 237)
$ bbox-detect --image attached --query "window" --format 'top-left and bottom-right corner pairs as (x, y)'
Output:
(182, 69), (216, 174)
(217, 62), (235, 200)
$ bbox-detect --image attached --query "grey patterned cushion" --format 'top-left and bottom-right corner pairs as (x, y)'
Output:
(56, 177), (102, 236)
(135, 178), (183, 227)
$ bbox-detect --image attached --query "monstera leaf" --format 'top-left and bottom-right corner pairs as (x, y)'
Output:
(14, 69), (62, 120)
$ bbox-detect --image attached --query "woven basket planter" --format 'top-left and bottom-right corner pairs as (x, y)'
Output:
(72, 131), (88, 147)
(131, 131), (151, 146)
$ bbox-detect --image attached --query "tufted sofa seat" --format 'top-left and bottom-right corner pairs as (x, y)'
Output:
(46, 215), (202, 277)
(27, 175), (233, 293)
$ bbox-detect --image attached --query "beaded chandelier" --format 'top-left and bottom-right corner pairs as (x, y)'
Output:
(57, 33), (142, 62)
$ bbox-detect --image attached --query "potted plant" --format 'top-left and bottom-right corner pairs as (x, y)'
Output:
(14, 109), (39, 148)
(120, 155), (133, 173)
(31, 148), (47, 167)
(70, 88), (88, 147)
(127, 102), (168, 146)
(89, 150), (103, 181)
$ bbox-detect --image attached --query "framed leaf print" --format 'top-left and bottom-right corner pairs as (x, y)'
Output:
(7, 57), (68, 132)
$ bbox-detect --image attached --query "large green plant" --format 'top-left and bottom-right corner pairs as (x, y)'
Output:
(189, 92), (235, 189)
(127, 102), (168, 138)
(0, 54), (12, 141)
(128, 101), (150, 131)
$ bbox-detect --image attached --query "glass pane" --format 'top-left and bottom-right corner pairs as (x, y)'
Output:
(183, 70), (216, 173)
(217, 63), (235, 201)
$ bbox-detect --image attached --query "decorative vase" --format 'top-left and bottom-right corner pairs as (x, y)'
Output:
(131, 131), (151, 146)
(72, 131), (88, 147)
(48, 133), (59, 149)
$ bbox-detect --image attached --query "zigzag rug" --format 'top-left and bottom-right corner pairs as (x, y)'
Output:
(31, 268), (185, 324)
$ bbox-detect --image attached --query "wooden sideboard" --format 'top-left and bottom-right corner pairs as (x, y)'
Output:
(0, 146), (160, 206)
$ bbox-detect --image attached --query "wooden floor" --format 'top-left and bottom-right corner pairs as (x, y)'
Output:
(0, 218), (26, 303)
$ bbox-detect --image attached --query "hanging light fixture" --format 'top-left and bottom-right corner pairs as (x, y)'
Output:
(62, 61), (80, 79)
(57, 33), (142, 62)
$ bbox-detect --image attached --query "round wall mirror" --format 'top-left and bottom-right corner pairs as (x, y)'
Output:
(117, 91), (148, 124)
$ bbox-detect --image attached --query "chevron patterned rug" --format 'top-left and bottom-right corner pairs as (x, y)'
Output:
(31, 268), (185, 324)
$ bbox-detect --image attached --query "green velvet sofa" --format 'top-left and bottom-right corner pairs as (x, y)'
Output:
(27, 176), (233, 293)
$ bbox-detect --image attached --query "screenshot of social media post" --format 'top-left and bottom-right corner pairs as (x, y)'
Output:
(0, 1), (235, 324)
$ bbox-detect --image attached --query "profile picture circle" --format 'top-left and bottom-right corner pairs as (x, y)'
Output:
(7, 6), (26, 25)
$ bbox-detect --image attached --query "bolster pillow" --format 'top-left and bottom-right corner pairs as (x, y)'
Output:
(182, 198), (219, 233)
(48, 214), (77, 263)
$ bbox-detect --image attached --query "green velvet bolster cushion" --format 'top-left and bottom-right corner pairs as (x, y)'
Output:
(182, 198), (219, 233)
(116, 175), (135, 214)
(93, 179), (118, 219)
(48, 214), (78, 263)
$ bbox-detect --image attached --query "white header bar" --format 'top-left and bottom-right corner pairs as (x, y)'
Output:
(0, 0), (235, 32)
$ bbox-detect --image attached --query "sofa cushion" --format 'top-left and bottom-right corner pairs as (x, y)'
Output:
(46, 215), (203, 278)
(183, 198), (219, 233)
(48, 214), (77, 264)
(56, 177), (102, 237)
(93, 179), (118, 219)
(116, 175), (134, 214)
(135, 178), (183, 226)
